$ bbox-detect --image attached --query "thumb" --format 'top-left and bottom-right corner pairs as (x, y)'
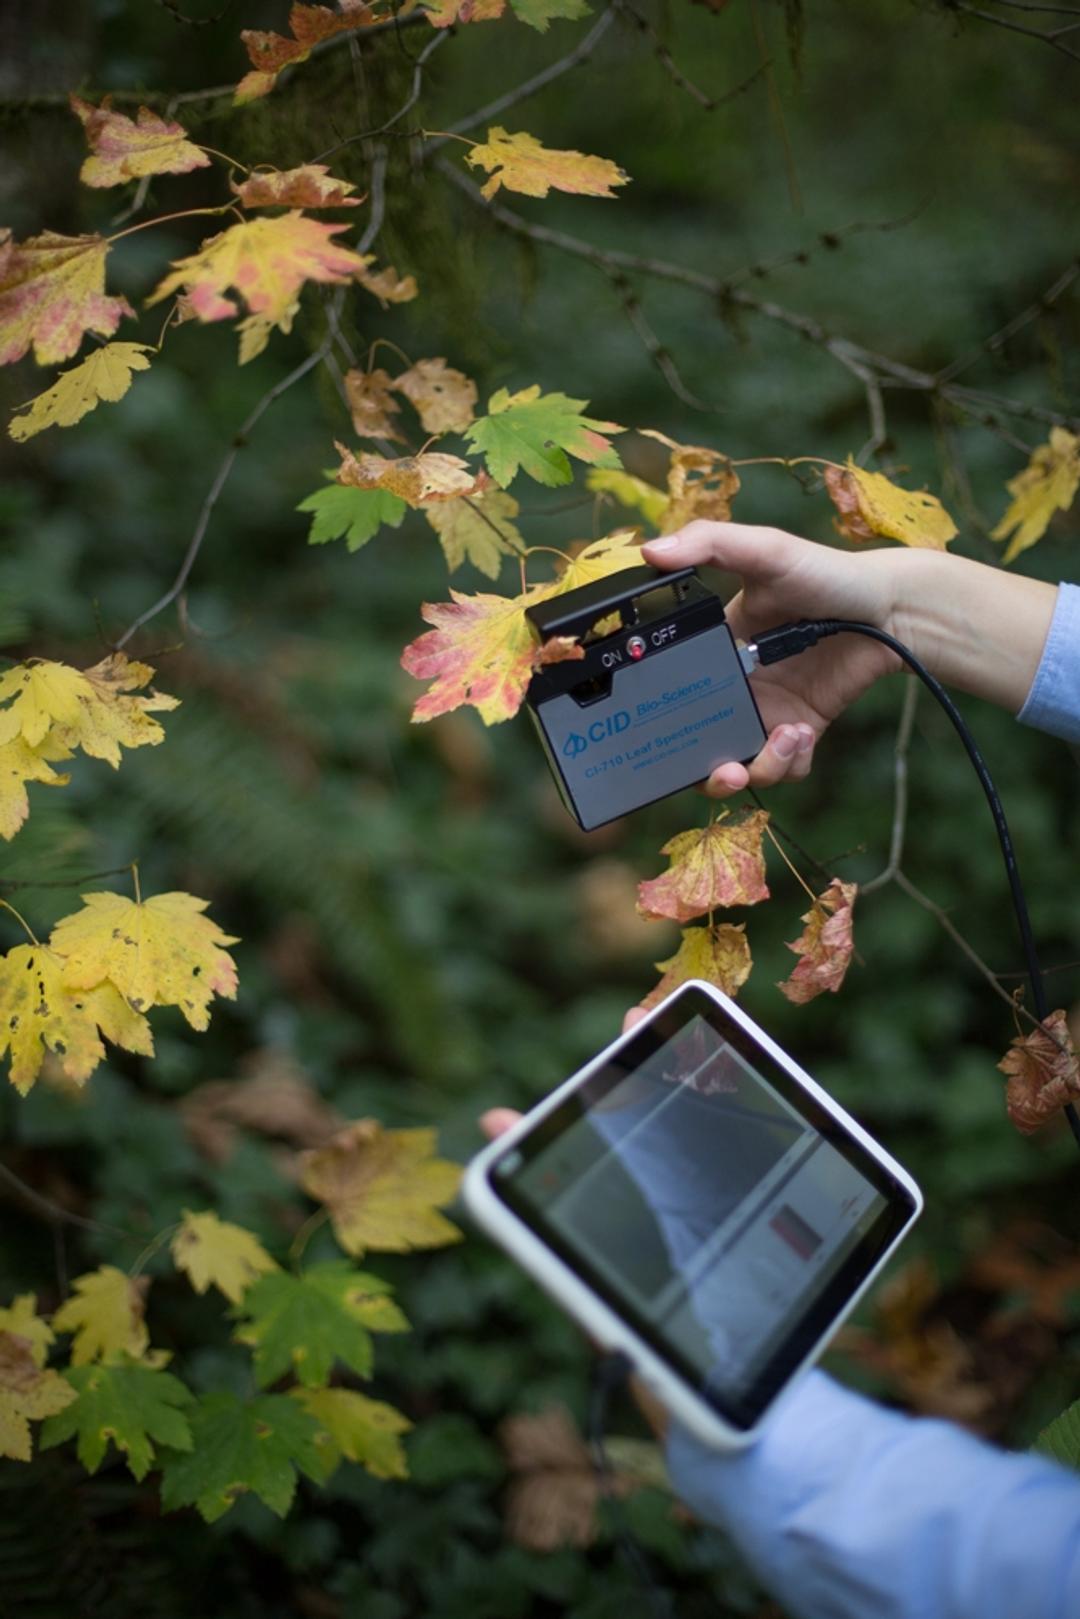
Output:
(642, 520), (797, 578)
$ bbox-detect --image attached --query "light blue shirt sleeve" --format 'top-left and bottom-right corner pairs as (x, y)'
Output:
(1017, 582), (1080, 743)
(666, 1369), (1080, 1619)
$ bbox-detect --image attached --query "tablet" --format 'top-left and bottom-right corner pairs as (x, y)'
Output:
(463, 980), (922, 1449)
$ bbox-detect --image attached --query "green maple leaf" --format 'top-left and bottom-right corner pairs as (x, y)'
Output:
(464, 385), (623, 488)
(297, 483), (407, 551)
(508, 0), (590, 27)
(233, 1261), (408, 1389)
(159, 1391), (323, 1522)
(39, 1359), (193, 1482)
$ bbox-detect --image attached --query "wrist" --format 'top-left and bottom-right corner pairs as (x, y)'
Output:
(883, 548), (1057, 712)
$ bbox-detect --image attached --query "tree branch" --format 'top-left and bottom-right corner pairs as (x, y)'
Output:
(435, 159), (1080, 434)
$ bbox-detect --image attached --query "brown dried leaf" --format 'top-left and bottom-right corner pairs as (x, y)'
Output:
(181, 1051), (344, 1165)
(640, 430), (741, 529)
(336, 443), (484, 507)
(777, 878), (857, 1004)
(236, 1), (376, 103)
(354, 256), (418, 307)
(232, 164), (362, 209)
(343, 368), (404, 441)
(393, 357), (478, 435)
(499, 1405), (637, 1552)
(998, 1009), (1080, 1134)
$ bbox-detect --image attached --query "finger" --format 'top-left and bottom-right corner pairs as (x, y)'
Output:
(642, 520), (800, 578)
(736, 723), (816, 791)
(479, 1107), (522, 1140)
(700, 759), (751, 799)
(621, 1006), (650, 1035)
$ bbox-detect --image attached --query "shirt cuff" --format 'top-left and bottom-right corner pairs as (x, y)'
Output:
(1018, 582), (1080, 744)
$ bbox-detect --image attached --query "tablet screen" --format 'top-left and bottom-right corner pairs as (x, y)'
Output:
(490, 988), (916, 1429)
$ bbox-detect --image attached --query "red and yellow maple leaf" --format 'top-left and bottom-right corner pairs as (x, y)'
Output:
(552, 531), (644, 594)
(393, 358), (478, 435)
(401, 585), (552, 724)
(824, 460), (956, 551)
(231, 164), (362, 209)
(343, 369), (403, 441)
(636, 810), (770, 924)
(465, 127), (630, 201)
(70, 96), (209, 188)
(426, 0), (505, 22)
(998, 1010), (1080, 1135)
(147, 214), (368, 327)
(643, 923), (752, 1007)
(778, 878), (857, 1003)
(236, 1), (376, 103)
(336, 443), (485, 507)
(0, 232), (133, 367)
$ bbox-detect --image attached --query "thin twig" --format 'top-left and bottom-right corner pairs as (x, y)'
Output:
(429, 6), (617, 148)
(609, 273), (717, 410)
(935, 259), (1080, 386)
(435, 160), (1080, 434)
(113, 316), (341, 651)
(862, 678), (918, 894)
(0, 863), (138, 894)
(0, 1160), (136, 1240)
(943, 0), (1080, 59)
(612, 0), (717, 108)
(892, 870), (1037, 1019)
(312, 28), (449, 161)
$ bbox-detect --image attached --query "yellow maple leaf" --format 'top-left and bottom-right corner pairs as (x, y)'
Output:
(354, 256), (418, 306)
(0, 735), (71, 842)
(9, 343), (154, 442)
(171, 1209), (278, 1304)
(292, 1386), (411, 1481)
(991, 428), (1080, 564)
(778, 878), (857, 1004)
(147, 213), (370, 328)
(0, 944), (153, 1095)
(70, 95), (210, 188)
(0, 653), (177, 765)
(424, 489), (524, 578)
(639, 429), (741, 529)
(0, 1331), (77, 1462)
(0, 231), (133, 367)
(465, 127), (630, 201)
(637, 810), (770, 924)
(643, 923), (752, 1008)
(50, 890), (239, 1030)
(393, 358), (478, 435)
(51, 1267), (150, 1366)
(236, 1), (376, 103)
(298, 1119), (462, 1256)
(585, 467), (669, 530)
(336, 443), (485, 507)
(232, 164), (362, 209)
(343, 368), (404, 441)
(0, 1296), (54, 1367)
(824, 460), (956, 550)
(552, 531), (645, 594)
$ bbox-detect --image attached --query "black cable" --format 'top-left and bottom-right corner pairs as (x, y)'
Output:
(749, 617), (1080, 1151)
(587, 1351), (676, 1619)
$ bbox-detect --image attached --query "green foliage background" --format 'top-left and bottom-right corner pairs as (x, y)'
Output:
(1, 1), (1078, 1614)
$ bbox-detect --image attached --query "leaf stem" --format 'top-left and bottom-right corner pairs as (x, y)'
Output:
(107, 204), (234, 244)
(0, 897), (40, 946)
(289, 1207), (329, 1270)
(761, 819), (818, 905)
(131, 863), (142, 906)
